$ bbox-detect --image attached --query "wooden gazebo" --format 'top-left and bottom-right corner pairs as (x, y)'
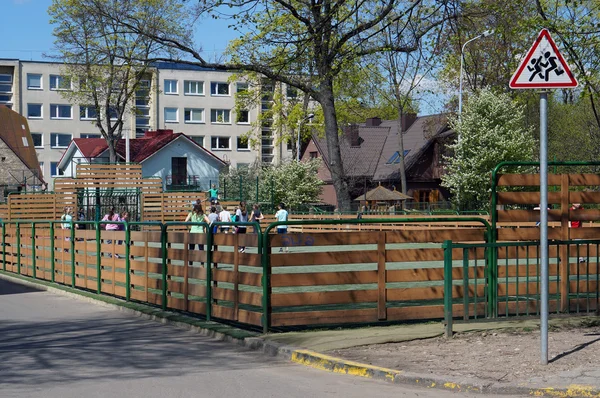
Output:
(354, 185), (412, 212)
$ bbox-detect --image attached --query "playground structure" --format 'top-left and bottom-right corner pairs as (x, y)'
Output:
(0, 162), (598, 332)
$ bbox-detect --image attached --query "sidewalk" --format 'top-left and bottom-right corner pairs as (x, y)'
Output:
(262, 318), (600, 397)
(2, 271), (599, 397)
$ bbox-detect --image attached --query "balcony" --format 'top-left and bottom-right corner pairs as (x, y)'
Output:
(165, 175), (206, 191)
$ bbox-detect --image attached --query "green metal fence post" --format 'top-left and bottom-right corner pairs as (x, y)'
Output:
(262, 222), (275, 334)
(206, 224), (213, 321)
(96, 222), (101, 294)
(16, 222), (20, 275)
(31, 223), (36, 279)
(70, 221), (75, 288)
(125, 221), (131, 301)
(2, 221), (5, 272)
(443, 239), (454, 338)
(161, 223), (168, 311)
(50, 222), (55, 282)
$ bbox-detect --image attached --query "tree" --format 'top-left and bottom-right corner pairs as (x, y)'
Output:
(48, 0), (189, 162)
(441, 88), (535, 210)
(219, 159), (323, 209)
(263, 159), (323, 210)
(103, 0), (458, 210)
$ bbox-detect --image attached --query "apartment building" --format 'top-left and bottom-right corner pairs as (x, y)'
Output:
(0, 59), (293, 186)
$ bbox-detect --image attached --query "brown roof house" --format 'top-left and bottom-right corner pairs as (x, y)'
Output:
(0, 106), (44, 198)
(301, 114), (453, 207)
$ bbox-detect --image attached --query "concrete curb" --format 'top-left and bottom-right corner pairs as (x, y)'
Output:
(2, 272), (599, 397)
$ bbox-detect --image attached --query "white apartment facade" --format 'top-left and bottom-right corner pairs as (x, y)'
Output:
(0, 59), (293, 186)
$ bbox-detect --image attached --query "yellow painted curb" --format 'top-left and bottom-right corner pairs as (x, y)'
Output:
(530, 385), (600, 397)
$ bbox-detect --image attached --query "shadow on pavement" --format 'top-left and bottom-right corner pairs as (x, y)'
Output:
(550, 336), (600, 363)
(0, 279), (44, 296)
(0, 315), (283, 388)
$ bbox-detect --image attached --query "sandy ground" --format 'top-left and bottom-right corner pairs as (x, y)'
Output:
(330, 322), (600, 384)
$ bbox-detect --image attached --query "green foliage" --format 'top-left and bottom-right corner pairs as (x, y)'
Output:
(441, 88), (536, 210)
(48, 0), (190, 161)
(220, 160), (323, 210)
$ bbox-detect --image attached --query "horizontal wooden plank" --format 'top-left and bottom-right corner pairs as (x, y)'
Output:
(212, 304), (235, 320)
(271, 250), (378, 267)
(213, 287), (262, 306)
(238, 309), (262, 326)
(497, 228), (563, 241)
(386, 229), (486, 243)
(272, 290), (376, 307)
(387, 266), (486, 283)
(497, 173), (562, 186)
(271, 308), (378, 326)
(271, 271), (378, 287)
(269, 232), (379, 247)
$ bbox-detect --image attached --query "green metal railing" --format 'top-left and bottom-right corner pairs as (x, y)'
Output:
(443, 238), (600, 337)
(4, 216), (600, 334)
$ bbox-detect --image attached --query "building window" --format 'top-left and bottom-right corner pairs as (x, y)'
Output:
(210, 109), (231, 124)
(27, 104), (43, 119)
(191, 136), (204, 147)
(49, 75), (71, 90)
(237, 110), (249, 124)
(50, 162), (64, 177)
(237, 82), (248, 92)
(164, 79), (178, 94)
(27, 74), (42, 90)
(184, 108), (204, 123)
(309, 151), (318, 159)
(50, 104), (73, 119)
(0, 74), (12, 94)
(286, 86), (298, 99)
(50, 133), (72, 149)
(210, 82), (229, 96)
(211, 136), (230, 150)
(80, 133), (101, 139)
(237, 136), (249, 150)
(184, 80), (204, 95)
(108, 107), (119, 120)
(164, 107), (178, 123)
(80, 105), (97, 120)
(31, 133), (43, 148)
(386, 150), (411, 164)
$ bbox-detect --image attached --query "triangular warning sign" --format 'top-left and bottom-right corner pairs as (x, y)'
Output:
(510, 29), (577, 89)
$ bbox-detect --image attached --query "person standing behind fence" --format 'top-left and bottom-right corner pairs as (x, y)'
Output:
(236, 201), (248, 252)
(249, 204), (264, 233)
(60, 207), (73, 251)
(208, 184), (219, 204)
(275, 203), (289, 253)
(208, 206), (219, 233)
(218, 205), (231, 233)
(102, 207), (120, 257)
(570, 203), (583, 228)
(185, 204), (210, 253)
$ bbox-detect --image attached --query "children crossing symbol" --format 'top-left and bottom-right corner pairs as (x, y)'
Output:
(509, 29), (577, 89)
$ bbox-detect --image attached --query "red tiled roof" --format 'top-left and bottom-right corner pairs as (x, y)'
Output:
(73, 131), (225, 165)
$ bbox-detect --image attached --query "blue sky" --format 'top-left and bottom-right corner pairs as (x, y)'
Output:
(0, 0), (237, 61)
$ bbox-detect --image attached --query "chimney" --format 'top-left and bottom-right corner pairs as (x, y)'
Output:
(366, 117), (382, 127)
(145, 129), (174, 138)
(401, 113), (417, 132)
(344, 124), (361, 147)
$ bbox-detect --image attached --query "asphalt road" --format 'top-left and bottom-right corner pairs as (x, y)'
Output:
(0, 278), (525, 398)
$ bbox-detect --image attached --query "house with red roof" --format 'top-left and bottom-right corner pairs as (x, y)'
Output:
(57, 129), (227, 190)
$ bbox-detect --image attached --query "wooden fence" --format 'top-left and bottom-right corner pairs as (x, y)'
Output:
(2, 219), (599, 330)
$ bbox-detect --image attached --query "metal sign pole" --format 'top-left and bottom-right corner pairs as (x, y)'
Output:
(540, 91), (549, 365)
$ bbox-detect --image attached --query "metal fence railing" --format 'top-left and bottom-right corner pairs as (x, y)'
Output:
(2, 218), (599, 335)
